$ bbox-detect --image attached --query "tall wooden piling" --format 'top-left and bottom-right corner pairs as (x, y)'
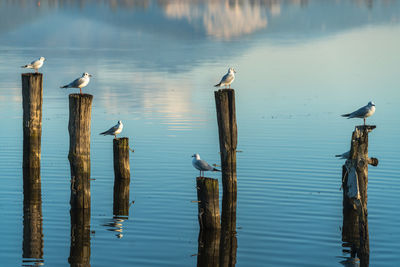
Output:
(341, 125), (377, 267)
(68, 208), (91, 267)
(22, 73), (44, 265)
(22, 73), (43, 171)
(215, 89), (238, 267)
(23, 167), (43, 265)
(214, 89), (237, 194)
(68, 94), (93, 209)
(113, 137), (131, 216)
(196, 177), (221, 230)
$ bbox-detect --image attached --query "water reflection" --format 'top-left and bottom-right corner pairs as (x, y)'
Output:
(22, 168), (44, 267)
(197, 229), (220, 267)
(341, 166), (370, 267)
(69, 209), (91, 267)
(103, 216), (127, 239)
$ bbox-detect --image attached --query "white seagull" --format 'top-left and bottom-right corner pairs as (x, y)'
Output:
(60, 72), (92, 94)
(21, 57), (46, 73)
(191, 153), (220, 177)
(100, 121), (123, 139)
(214, 67), (236, 88)
(341, 101), (375, 125)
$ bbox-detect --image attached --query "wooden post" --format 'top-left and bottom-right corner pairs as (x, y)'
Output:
(68, 94), (93, 209)
(197, 229), (220, 267)
(341, 125), (377, 267)
(113, 138), (131, 217)
(68, 208), (91, 267)
(22, 73), (44, 265)
(215, 89), (238, 267)
(22, 167), (43, 265)
(214, 89), (237, 194)
(22, 73), (43, 171)
(196, 177), (221, 231)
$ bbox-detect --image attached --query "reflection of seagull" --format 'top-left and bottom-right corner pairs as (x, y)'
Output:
(341, 101), (375, 125)
(191, 153), (220, 177)
(21, 57), (45, 73)
(214, 68), (236, 88)
(100, 121), (123, 139)
(60, 72), (92, 94)
(335, 151), (350, 159)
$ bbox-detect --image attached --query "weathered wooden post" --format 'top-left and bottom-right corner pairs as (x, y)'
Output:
(214, 89), (237, 194)
(215, 89), (238, 267)
(341, 125), (378, 267)
(68, 94), (93, 210)
(113, 137), (131, 217)
(22, 73), (43, 174)
(196, 177), (221, 230)
(23, 167), (43, 265)
(21, 73), (44, 265)
(197, 229), (220, 267)
(68, 208), (91, 267)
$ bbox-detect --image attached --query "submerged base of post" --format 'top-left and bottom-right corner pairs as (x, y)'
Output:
(196, 177), (221, 231)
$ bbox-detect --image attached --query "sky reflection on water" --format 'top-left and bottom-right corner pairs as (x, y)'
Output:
(0, 0), (400, 266)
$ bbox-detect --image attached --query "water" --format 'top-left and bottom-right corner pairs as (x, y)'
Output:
(1, 0), (400, 266)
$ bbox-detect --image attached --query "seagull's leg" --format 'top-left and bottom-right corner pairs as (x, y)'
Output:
(80, 88), (82, 95)
(364, 118), (366, 125)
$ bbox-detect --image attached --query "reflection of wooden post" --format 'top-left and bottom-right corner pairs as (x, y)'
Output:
(197, 230), (220, 267)
(220, 191), (237, 267)
(196, 177), (220, 230)
(68, 94), (93, 209)
(22, 73), (42, 172)
(214, 89), (237, 194)
(68, 209), (91, 267)
(113, 138), (130, 216)
(341, 125), (377, 267)
(23, 167), (43, 265)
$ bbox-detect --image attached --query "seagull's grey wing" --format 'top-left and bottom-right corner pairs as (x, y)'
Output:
(221, 73), (234, 84)
(69, 77), (85, 88)
(349, 106), (369, 118)
(100, 124), (119, 135)
(194, 160), (213, 171)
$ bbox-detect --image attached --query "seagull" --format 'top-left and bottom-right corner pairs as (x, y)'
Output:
(341, 101), (375, 125)
(100, 120), (123, 139)
(335, 151), (350, 159)
(191, 153), (220, 177)
(21, 57), (45, 73)
(60, 72), (92, 94)
(214, 67), (236, 88)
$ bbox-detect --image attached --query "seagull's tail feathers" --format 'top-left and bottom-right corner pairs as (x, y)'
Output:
(341, 113), (351, 118)
(212, 168), (221, 172)
(21, 64), (30, 69)
(214, 83), (221, 87)
(60, 85), (69, 89)
(99, 130), (110, 135)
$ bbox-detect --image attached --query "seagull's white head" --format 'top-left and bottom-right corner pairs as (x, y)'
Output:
(83, 72), (92, 78)
(228, 67), (236, 74)
(368, 101), (375, 106)
(191, 153), (200, 159)
(39, 57), (46, 61)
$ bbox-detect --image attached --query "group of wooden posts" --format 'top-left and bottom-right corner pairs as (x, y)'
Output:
(21, 72), (377, 266)
(22, 73), (131, 266)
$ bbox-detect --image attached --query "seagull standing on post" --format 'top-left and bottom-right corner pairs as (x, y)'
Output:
(60, 72), (92, 94)
(100, 121), (123, 139)
(21, 57), (46, 73)
(192, 153), (220, 177)
(341, 101), (375, 125)
(214, 67), (236, 89)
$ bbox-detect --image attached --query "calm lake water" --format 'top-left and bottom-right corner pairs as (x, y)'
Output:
(1, 0), (400, 266)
